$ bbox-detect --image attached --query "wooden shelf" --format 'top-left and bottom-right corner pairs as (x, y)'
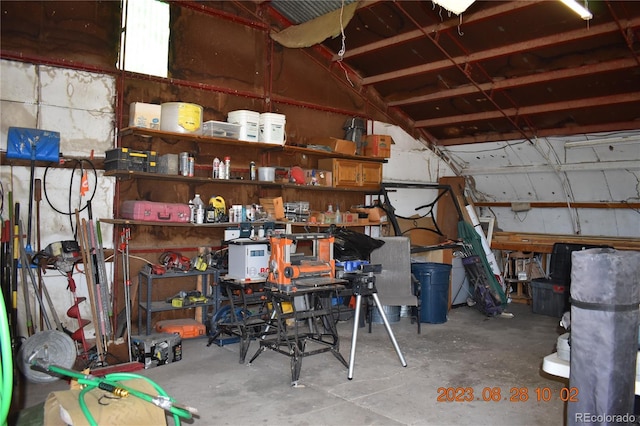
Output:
(119, 127), (386, 163)
(100, 218), (383, 228)
(104, 170), (380, 193)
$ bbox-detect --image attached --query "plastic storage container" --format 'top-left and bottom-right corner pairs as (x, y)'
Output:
(259, 112), (286, 144)
(160, 102), (203, 134)
(411, 262), (452, 324)
(227, 110), (260, 142)
(105, 148), (158, 173)
(531, 280), (569, 317)
(155, 318), (206, 339)
(202, 120), (240, 139)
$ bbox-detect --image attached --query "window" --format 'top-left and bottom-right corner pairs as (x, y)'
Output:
(118, 0), (169, 77)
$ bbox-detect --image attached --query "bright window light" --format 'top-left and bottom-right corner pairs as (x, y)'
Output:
(118, 0), (169, 77)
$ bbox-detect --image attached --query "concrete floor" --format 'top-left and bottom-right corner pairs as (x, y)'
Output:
(13, 302), (568, 425)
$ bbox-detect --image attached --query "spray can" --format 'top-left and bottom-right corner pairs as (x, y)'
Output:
(213, 157), (220, 179)
(179, 152), (189, 176)
(250, 161), (256, 181)
(224, 156), (231, 179)
(188, 156), (195, 177)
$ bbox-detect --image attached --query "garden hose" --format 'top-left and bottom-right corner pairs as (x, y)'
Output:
(30, 361), (196, 426)
(0, 290), (13, 426)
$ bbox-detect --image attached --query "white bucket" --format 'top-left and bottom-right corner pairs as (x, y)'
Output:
(257, 167), (276, 182)
(259, 112), (286, 145)
(227, 110), (260, 142)
(160, 102), (203, 134)
(557, 332), (570, 361)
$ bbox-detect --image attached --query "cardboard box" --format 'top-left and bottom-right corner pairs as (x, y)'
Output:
(259, 197), (285, 220)
(129, 102), (162, 129)
(310, 137), (357, 155)
(353, 207), (387, 223)
(364, 135), (394, 158)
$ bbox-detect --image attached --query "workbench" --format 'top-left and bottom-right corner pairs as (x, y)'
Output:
(248, 280), (349, 385)
(207, 276), (271, 363)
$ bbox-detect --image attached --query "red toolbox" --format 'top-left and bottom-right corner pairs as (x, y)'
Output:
(121, 200), (190, 223)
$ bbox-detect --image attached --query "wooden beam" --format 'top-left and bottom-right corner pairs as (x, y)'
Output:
(474, 201), (640, 209)
(491, 231), (640, 253)
(362, 17), (640, 85)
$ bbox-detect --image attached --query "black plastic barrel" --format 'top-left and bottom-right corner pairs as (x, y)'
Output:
(567, 248), (640, 425)
(411, 262), (452, 324)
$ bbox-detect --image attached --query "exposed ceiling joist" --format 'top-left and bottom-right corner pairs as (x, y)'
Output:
(331, 0), (544, 61)
(415, 92), (640, 127)
(362, 17), (640, 86)
(267, 0), (640, 146)
(389, 57), (638, 107)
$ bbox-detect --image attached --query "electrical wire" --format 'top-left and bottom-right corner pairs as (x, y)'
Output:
(43, 159), (97, 238)
(0, 179), (4, 222)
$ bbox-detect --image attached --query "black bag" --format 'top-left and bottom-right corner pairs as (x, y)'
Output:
(462, 255), (503, 317)
(473, 283), (503, 317)
(327, 226), (385, 261)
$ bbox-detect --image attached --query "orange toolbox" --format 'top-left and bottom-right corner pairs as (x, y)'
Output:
(155, 318), (206, 339)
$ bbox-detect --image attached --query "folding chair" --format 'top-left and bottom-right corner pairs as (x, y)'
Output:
(370, 236), (421, 333)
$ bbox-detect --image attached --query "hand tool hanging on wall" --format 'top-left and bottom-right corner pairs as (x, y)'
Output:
(18, 220), (64, 333)
(34, 178), (44, 331)
(1, 219), (12, 338)
(18, 227), (35, 336)
(10, 200), (19, 340)
(87, 201), (112, 343)
(6, 128), (61, 255)
(77, 211), (106, 364)
(65, 270), (91, 361)
(32, 240), (92, 361)
(120, 227), (132, 362)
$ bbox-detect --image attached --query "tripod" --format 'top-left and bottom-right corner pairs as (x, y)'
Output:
(344, 267), (407, 380)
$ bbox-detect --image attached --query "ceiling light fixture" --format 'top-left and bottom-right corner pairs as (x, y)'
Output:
(565, 136), (639, 148)
(432, 0), (476, 15)
(559, 0), (593, 20)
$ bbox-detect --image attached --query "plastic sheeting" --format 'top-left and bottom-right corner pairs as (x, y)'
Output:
(568, 248), (640, 425)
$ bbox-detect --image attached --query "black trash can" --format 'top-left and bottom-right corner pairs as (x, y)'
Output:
(411, 262), (452, 324)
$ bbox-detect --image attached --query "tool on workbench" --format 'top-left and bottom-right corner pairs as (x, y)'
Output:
(166, 291), (207, 308)
(267, 233), (341, 292)
(159, 251), (191, 272)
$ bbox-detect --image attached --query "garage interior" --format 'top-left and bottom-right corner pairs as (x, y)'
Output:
(1, 1), (640, 425)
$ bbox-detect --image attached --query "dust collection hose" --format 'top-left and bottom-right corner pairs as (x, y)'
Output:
(29, 359), (197, 426)
(1, 289), (13, 426)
